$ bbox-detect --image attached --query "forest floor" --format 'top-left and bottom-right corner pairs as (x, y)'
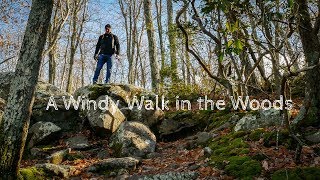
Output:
(19, 96), (320, 179)
(20, 126), (320, 179)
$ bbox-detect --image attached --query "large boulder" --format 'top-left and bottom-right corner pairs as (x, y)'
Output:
(234, 109), (282, 132)
(65, 134), (90, 150)
(109, 121), (156, 158)
(88, 157), (140, 173)
(158, 111), (210, 141)
(121, 106), (164, 128)
(35, 163), (75, 179)
(305, 130), (320, 143)
(27, 121), (61, 148)
(74, 84), (164, 131)
(31, 81), (81, 132)
(73, 83), (150, 108)
(87, 95), (126, 134)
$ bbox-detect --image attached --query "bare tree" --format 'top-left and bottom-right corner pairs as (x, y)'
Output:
(66, 0), (88, 93)
(44, 0), (70, 85)
(167, 0), (178, 82)
(143, 0), (160, 92)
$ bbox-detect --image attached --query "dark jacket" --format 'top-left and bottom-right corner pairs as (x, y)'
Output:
(94, 33), (120, 56)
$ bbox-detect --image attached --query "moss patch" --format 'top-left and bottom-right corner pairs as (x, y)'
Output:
(262, 130), (295, 149)
(225, 156), (262, 179)
(19, 167), (45, 180)
(208, 130), (262, 178)
(86, 85), (111, 100)
(271, 167), (320, 180)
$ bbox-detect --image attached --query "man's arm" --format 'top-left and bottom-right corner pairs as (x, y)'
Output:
(114, 35), (120, 55)
(94, 35), (102, 57)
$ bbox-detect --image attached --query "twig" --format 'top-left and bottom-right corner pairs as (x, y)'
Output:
(0, 56), (16, 66)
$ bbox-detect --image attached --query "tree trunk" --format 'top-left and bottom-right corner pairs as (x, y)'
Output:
(167, 0), (178, 82)
(143, 0), (160, 92)
(155, 0), (166, 80)
(183, 11), (191, 84)
(0, 0), (53, 178)
(48, 44), (56, 85)
(66, 0), (87, 93)
(295, 0), (320, 127)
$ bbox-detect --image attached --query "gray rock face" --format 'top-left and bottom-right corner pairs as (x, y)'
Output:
(74, 84), (163, 129)
(35, 163), (75, 178)
(128, 171), (199, 180)
(27, 121), (61, 148)
(88, 157), (140, 172)
(65, 135), (90, 150)
(122, 107), (164, 128)
(73, 83), (147, 108)
(234, 109), (282, 132)
(110, 121), (156, 157)
(32, 81), (81, 132)
(0, 72), (81, 132)
(48, 148), (71, 164)
(185, 132), (218, 149)
(305, 130), (320, 143)
(87, 95), (126, 133)
(204, 147), (213, 157)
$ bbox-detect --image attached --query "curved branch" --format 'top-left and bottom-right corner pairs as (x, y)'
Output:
(175, 1), (231, 90)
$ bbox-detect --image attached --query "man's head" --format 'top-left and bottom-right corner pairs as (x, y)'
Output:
(105, 24), (111, 34)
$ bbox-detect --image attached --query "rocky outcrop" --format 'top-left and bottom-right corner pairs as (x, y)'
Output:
(158, 111), (210, 141)
(88, 157), (140, 173)
(305, 130), (320, 143)
(48, 148), (71, 164)
(32, 81), (81, 132)
(0, 72), (81, 132)
(35, 163), (75, 179)
(87, 95), (126, 134)
(185, 132), (218, 148)
(65, 134), (90, 150)
(121, 106), (164, 128)
(110, 121), (156, 158)
(27, 121), (61, 148)
(74, 84), (164, 133)
(73, 83), (150, 108)
(234, 109), (282, 132)
(129, 171), (199, 180)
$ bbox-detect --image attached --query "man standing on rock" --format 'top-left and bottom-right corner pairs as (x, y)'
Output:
(93, 24), (120, 84)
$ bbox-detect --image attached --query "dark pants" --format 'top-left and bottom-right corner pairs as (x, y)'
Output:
(93, 54), (113, 83)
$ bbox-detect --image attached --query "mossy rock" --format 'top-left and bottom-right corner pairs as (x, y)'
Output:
(272, 167), (320, 180)
(208, 129), (262, 178)
(209, 131), (249, 156)
(209, 130), (250, 169)
(248, 128), (265, 141)
(225, 156), (262, 179)
(65, 151), (85, 161)
(263, 130), (295, 149)
(19, 167), (46, 180)
(160, 110), (211, 140)
(291, 74), (305, 98)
